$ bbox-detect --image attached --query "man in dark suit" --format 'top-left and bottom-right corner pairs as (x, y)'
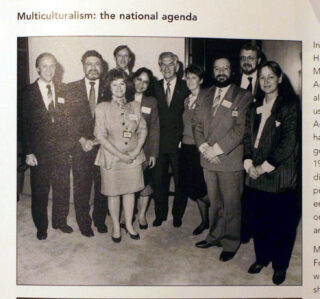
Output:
(151, 52), (190, 227)
(235, 43), (263, 100)
(21, 53), (71, 240)
(193, 55), (252, 261)
(65, 50), (108, 237)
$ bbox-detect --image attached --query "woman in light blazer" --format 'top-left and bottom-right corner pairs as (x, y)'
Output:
(95, 68), (147, 242)
(132, 67), (160, 229)
(243, 61), (300, 285)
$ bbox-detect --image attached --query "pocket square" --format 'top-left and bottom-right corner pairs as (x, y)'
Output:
(275, 120), (281, 127)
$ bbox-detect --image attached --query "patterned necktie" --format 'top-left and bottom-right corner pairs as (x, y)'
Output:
(47, 84), (55, 122)
(212, 88), (222, 116)
(166, 81), (171, 107)
(247, 76), (253, 93)
(89, 81), (96, 117)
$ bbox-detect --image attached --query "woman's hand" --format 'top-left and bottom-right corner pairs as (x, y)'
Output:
(248, 165), (260, 180)
(119, 153), (134, 164)
(128, 148), (141, 160)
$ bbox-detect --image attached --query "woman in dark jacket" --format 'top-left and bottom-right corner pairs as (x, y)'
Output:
(243, 61), (300, 285)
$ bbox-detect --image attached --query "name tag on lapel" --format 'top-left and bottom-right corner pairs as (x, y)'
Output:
(221, 100), (232, 108)
(129, 114), (138, 121)
(58, 97), (65, 104)
(232, 110), (239, 117)
(141, 106), (151, 114)
(256, 106), (263, 114)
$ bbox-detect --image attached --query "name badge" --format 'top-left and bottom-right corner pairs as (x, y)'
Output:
(141, 106), (151, 114)
(58, 97), (65, 104)
(256, 106), (263, 114)
(221, 100), (232, 108)
(232, 110), (239, 117)
(129, 114), (138, 121)
(123, 131), (132, 138)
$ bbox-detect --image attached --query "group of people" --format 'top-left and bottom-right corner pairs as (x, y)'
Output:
(20, 43), (300, 285)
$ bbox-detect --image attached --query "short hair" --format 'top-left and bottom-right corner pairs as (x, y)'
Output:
(158, 52), (178, 65)
(102, 68), (135, 102)
(113, 45), (135, 71)
(258, 60), (283, 78)
(132, 67), (155, 96)
(81, 50), (103, 65)
(240, 43), (262, 59)
(185, 64), (204, 80)
(213, 53), (233, 71)
(35, 52), (57, 68)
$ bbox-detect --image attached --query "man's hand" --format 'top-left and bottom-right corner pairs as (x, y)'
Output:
(248, 165), (260, 180)
(26, 154), (38, 166)
(148, 156), (156, 168)
(79, 137), (94, 152)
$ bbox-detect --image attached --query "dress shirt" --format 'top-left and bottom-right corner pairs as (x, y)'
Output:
(37, 79), (55, 110)
(85, 78), (100, 103)
(244, 96), (276, 174)
(163, 76), (177, 105)
(240, 70), (258, 92)
(199, 85), (231, 157)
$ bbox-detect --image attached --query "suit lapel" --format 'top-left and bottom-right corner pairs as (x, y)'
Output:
(33, 81), (52, 119)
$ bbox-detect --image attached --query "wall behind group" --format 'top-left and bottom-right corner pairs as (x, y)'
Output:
(28, 36), (186, 83)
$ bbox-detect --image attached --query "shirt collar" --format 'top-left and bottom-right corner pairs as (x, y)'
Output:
(163, 76), (177, 91)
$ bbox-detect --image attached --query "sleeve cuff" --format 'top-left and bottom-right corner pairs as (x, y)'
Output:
(199, 143), (209, 153)
(261, 160), (275, 173)
(244, 159), (253, 173)
(213, 143), (224, 155)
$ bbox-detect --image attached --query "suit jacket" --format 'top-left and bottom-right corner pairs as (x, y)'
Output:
(66, 78), (104, 151)
(21, 80), (69, 160)
(140, 95), (160, 159)
(152, 78), (189, 154)
(193, 83), (252, 172)
(243, 95), (299, 192)
(234, 72), (264, 100)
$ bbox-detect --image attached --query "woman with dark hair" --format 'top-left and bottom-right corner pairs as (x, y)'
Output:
(94, 68), (147, 242)
(132, 67), (160, 229)
(243, 61), (299, 285)
(180, 64), (209, 235)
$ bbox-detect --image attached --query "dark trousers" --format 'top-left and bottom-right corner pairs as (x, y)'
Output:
(30, 156), (66, 232)
(55, 147), (107, 232)
(247, 187), (299, 271)
(204, 170), (243, 252)
(153, 152), (188, 221)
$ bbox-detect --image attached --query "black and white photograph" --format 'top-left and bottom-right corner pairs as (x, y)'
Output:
(17, 36), (302, 286)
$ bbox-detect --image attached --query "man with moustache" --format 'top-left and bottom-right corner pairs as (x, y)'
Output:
(65, 50), (108, 237)
(193, 54), (252, 261)
(113, 45), (135, 76)
(21, 53), (71, 240)
(152, 52), (189, 227)
(236, 43), (263, 99)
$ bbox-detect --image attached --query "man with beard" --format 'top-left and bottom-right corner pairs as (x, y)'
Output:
(193, 55), (252, 261)
(236, 43), (263, 99)
(65, 50), (108, 237)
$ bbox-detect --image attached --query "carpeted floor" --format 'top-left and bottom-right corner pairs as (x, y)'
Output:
(17, 194), (302, 286)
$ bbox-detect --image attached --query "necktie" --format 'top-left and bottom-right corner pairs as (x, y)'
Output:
(212, 88), (222, 116)
(89, 81), (96, 117)
(166, 81), (171, 107)
(247, 76), (253, 93)
(47, 84), (55, 122)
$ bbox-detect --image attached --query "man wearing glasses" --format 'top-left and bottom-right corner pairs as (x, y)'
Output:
(151, 52), (189, 227)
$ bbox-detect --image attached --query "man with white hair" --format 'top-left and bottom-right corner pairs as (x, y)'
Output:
(151, 52), (189, 227)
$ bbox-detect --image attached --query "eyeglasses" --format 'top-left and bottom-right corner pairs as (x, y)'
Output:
(240, 56), (257, 62)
